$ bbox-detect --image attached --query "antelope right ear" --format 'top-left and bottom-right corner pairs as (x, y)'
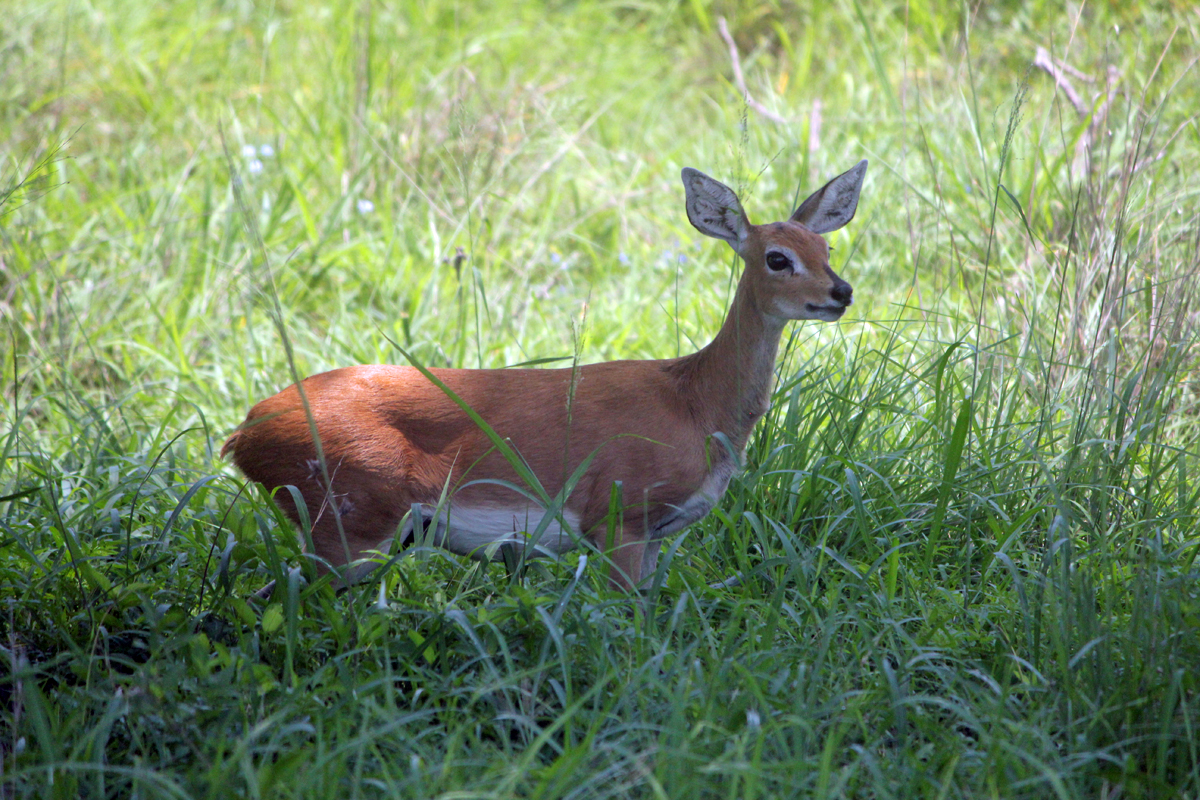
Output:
(791, 160), (868, 234)
(682, 168), (750, 252)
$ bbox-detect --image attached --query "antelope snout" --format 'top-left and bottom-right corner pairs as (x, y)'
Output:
(830, 277), (853, 307)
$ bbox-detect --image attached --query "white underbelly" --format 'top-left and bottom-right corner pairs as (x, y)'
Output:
(403, 459), (734, 561)
(415, 504), (582, 558)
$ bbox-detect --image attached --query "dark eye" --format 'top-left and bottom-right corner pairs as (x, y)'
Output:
(766, 252), (791, 272)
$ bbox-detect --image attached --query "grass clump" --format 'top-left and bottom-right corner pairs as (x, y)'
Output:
(3, 0), (1200, 797)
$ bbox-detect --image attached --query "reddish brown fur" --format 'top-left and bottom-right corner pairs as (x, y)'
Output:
(223, 164), (864, 588)
(223, 360), (722, 579)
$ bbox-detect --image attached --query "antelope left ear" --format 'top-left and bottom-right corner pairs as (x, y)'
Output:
(791, 160), (868, 234)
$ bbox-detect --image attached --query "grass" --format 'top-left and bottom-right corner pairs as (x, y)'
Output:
(3, 0), (1200, 797)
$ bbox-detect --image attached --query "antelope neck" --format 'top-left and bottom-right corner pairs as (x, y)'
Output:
(671, 270), (785, 451)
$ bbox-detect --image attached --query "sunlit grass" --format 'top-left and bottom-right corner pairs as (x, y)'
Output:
(3, 0), (1199, 797)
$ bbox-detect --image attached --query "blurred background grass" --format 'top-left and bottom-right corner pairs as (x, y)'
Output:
(3, 0), (1200, 797)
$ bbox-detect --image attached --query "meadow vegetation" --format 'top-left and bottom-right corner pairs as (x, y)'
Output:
(3, 0), (1199, 796)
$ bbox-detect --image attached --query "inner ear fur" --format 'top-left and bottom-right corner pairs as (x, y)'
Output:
(790, 160), (868, 235)
(682, 167), (750, 251)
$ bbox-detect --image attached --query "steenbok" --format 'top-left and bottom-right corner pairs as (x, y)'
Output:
(224, 161), (867, 588)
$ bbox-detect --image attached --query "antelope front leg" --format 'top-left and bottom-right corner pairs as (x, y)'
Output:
(606, 533), (664, 591)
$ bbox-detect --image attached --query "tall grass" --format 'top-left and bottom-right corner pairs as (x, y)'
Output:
(3, 0), (1199, 797)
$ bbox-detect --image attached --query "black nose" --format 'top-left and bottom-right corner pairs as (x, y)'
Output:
(831, 279), (853, 306)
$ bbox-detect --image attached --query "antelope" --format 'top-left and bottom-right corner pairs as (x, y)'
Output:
(222, 161), (867, 589)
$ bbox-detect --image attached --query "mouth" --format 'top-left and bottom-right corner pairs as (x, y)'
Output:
(805, 303), (849, 320)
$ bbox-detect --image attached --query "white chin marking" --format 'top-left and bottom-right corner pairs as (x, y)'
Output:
(803, 305), (845, 321)
(415, 504), (581, 558)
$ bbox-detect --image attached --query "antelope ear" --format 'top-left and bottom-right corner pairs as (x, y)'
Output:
(682, 168), (750, 252)
(791, 160), (868, 234)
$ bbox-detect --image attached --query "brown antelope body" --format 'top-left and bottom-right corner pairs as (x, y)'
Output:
(222, 162), (867, 588)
